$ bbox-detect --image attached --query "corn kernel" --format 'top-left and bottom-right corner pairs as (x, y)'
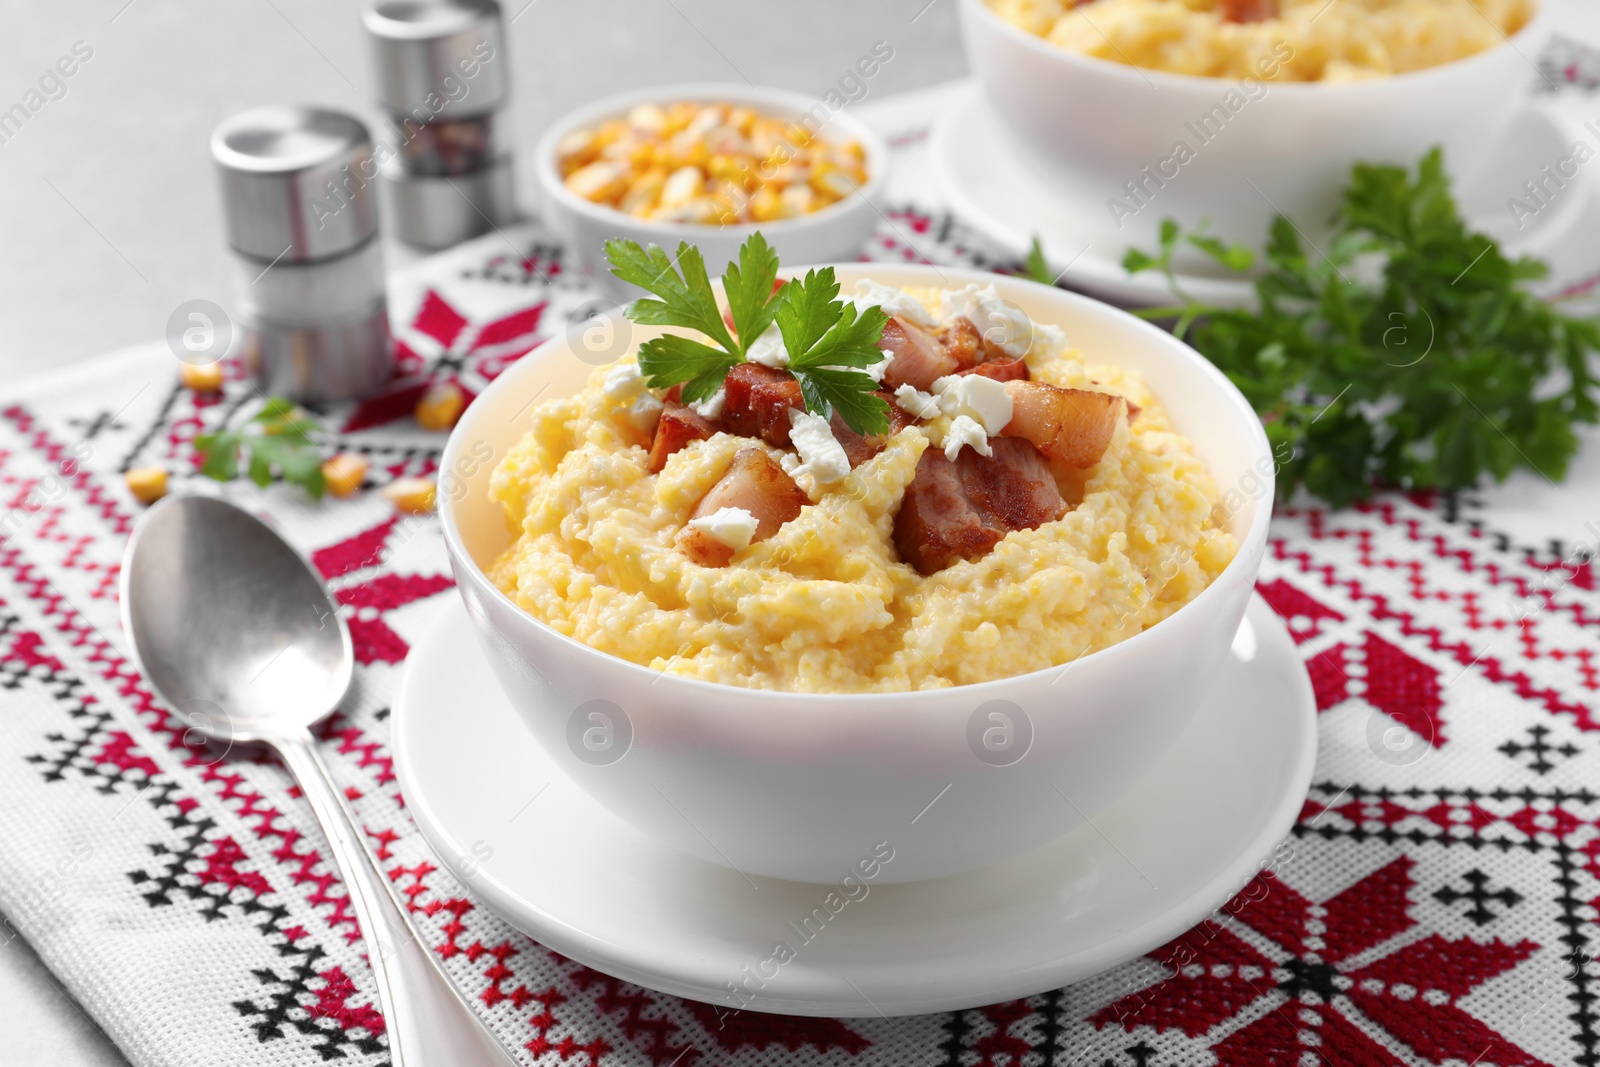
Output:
(382, 477), (436, 515)
(565, 161), (628, 202)
(665, 131), (711, 169)
(555, 128), (598, 175)
(180, 360), (224, 393)
(125, 467), (167, 505)
(812, 167), (860, 200)
(620, 168), (666, 214)
(706, 189), (742, 225)
(749, 186), (784, 222)
(780, 184), (814, 217)
(593, 119), (628, 148)
(627, 102), (668, 133)
(706, 153), (744, 182)
(660, 165), (703, 208)
(415, 381), (465, 431)
(664, 102), (698, 134)
(320, 453), (369, 498)
(685, 106), (723, 137)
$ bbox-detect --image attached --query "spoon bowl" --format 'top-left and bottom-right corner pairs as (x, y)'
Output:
(121, 494), (351, 741)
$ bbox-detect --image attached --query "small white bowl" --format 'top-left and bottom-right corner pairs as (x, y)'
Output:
(439, 264), (1274, 884)
(533, 84), (890, 299)
(958, 0), (1553, 270)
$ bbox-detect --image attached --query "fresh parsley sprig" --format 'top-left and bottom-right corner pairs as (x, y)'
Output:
(1124, 148), (1600, 508)
(604, 233), (891, 434)
(194, 397), (327, 498)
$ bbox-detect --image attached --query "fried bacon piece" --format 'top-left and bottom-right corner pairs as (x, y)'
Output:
(880, 316), (958, 392)
(938, 317), (987, 369)
(1000, 381), (1124, 468)
(893, 437), (1066, 575)
(957, 358), (1029, 382)
(1219, 0), (1277, 21)
(648, 402), (718, 472)
(675, 447), (809, 567)
(829, 396), (916, 468)
(940, 317), (1030, 382)
(721, 363), (804, 448)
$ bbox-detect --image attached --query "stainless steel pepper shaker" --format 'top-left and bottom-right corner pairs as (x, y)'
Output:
(211, 105), (395, 403)
(362, 0), (515, 249)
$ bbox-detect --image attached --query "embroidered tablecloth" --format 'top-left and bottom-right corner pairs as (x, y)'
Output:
(5, 24), (1600, 1067)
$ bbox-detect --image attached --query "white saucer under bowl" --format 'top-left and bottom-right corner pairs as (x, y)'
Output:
(393, 594), (1316, 1017)
(931, 85), (1589, 308)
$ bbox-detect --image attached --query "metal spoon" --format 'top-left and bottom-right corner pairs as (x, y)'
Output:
(121, 494), (519, 1067)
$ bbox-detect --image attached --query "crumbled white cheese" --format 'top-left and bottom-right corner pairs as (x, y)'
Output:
(746, 325), (789, 369)
(940, 283), (1033, 357)
(627, 392), (664, 437)
(603, 362), (647, 399)
(865, 348), (895, 382)
(852, 279), (939, 329)
(942, 415), (993, 461)
(690, 387), (725, 420)
(687, 506), (760, 551)
(893, 383), (942, 420)
(940, 285), (976, 323)
(787, 407), (851, 483)
(931, 374), (1013, 434)
(1032, 321), (1069, 362)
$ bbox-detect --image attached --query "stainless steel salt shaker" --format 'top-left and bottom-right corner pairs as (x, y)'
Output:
(362, 0), (515, 249)
(211, 105), (395, 403)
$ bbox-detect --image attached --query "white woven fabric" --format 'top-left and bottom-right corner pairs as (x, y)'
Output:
(3, 29), (1600, 1065)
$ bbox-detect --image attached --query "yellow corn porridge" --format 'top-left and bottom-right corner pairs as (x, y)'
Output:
(988, 0), (1533, 82)
(488, 287), (1236, 693)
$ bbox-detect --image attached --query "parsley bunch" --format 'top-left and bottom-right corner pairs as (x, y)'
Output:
(195, 397), (327, 498)
(605, 233), (891, 435)
(1122, 149), (1600, 507)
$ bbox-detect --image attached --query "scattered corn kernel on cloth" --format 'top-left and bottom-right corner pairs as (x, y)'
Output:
(8, 36), (1600, 1067)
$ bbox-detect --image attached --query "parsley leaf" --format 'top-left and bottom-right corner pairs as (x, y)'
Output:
(608, 238), (743, 402)
(1123, 147), (1600, 507)
(722, 231), (782, 351)
(638, 334), (738, 404)
(608, 240), (737, 352)
(194, 397), (327, 498)
(776, 267), (891, 435)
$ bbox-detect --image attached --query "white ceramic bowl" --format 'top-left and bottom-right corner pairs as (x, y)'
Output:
(534, 83), (889, 300)
(439, 264), (1273, 884)
(958, 0), (1553, 272)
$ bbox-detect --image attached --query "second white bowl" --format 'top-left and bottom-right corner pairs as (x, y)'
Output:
(534, 83), (889, 299)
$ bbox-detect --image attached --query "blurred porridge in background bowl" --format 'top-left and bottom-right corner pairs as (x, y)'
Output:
(988, 0), (1534, 81)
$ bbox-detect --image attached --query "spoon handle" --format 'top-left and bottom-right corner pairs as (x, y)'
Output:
(275, 730), (417, 1065)
(274, 729), (520, 1067)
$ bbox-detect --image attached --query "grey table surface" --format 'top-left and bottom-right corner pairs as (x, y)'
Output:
(0, 2), (963, 1063)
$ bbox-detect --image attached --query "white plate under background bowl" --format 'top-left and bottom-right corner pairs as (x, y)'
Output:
(932, 86), (1591, 308)
(394, 593), (1316, 1017)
